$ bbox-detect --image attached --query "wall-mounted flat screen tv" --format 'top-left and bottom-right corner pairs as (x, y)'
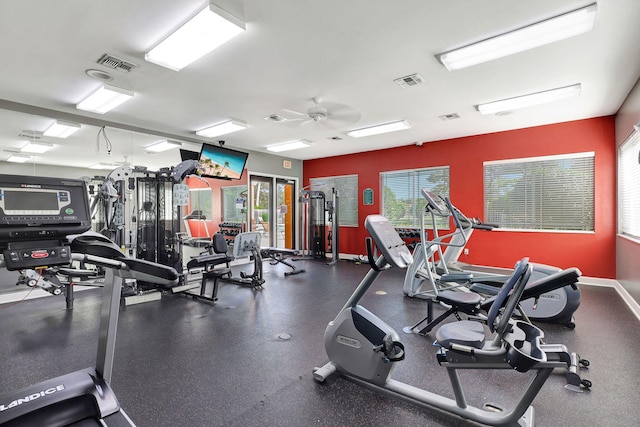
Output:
(197, 143), (249, 180)
(180, 149), (199, 161)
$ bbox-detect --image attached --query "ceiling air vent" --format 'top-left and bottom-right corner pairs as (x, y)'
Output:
(394, 73), (424, 88)
(264, 114), (287, 122)
(18, 130), (43, 139)
(97, 54), (138, 72)
(439, 113), (460, 121)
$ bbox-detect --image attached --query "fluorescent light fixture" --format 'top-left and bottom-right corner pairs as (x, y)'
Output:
(6, 154), (31, 163)
(43, 120), (81, 138)
(145, 2), (245, 71)
(347, 120), (411, 138)
(89, 163), (119, 170)
(145, 140), (182, 153)
(266, 140), (311, 153)
(438, 3), (597, 71)
(76, 84), (134, 114)
(196, 119), (247, 138)
(477, 83), (581, 115)
(20, 141), (53, 153)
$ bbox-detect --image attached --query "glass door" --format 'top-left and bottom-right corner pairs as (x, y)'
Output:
(249, 175), (297, 248)
(276, 179), (296, 249)
(250, 175), (272, 246)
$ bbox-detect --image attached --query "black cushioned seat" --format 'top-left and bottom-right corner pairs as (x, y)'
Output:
(435, 321), (486, 349)
(437, 290), (482, 312)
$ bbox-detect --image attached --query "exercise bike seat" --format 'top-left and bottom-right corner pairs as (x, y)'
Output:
(436, 258), (530, 354)
(436, 321), (486, 349)
(440, 272), (474, 283)
(436, 290), (482, 313)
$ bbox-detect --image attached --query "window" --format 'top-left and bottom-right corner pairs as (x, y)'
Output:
(189, 188), (212, 220)
(222, 185), (247, 223)
(380, 167), (450, 228)
(484, 152), (594, 231)
(309, 175), (358, 226)
(619, 130), (640, 239)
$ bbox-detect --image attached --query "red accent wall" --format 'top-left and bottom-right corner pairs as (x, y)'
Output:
(303, 117), (616, 278)
(184, 176), (221, 238)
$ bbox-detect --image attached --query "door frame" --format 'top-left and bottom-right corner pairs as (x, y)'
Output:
(247, 172), (299, 249)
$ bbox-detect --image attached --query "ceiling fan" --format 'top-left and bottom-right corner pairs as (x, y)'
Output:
(281, 97), (361, 127)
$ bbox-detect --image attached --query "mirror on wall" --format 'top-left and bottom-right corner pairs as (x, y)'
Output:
(0, 108), (200, 172)
(0, 108), (250, 296)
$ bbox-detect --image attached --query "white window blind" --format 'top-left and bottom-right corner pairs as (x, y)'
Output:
(619, 130), (640, 239)
(484, 152), (594, 231)
(310, 175), (358, 226)
(380, 167), (450, 228)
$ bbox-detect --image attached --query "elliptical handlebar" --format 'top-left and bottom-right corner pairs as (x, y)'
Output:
(418, 192), (472, 277)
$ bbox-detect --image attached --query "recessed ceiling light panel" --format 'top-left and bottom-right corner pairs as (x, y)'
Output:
(76, 84), (134, 114)
(347, 120), (411, 138)
(20, 141), (53, 153)
(438, 3), (597, 70)
(266, 140), (311, 152)
(6, 154), (31, 163)
(145, 2), (246, 71)
(196, 119), (247, 137)
(145, 140), (182, 152)
(477, 84), (581, 115)
(43, 120), (81, 138)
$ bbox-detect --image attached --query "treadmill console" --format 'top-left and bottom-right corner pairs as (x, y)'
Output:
(0, 174), (92, 270)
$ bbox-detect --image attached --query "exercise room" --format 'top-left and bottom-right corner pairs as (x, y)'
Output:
(1, 1), (640, 426)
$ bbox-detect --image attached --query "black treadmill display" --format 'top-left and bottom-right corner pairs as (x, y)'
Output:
(3, 190), (63, 212)
(0, 174), (91, 245)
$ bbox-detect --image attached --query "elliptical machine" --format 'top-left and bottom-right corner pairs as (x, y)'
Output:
(314, 214), (590, 426)
(403, 190), (581, 328)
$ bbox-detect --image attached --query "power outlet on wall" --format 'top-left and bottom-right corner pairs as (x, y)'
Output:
(463, 248), (469, 255)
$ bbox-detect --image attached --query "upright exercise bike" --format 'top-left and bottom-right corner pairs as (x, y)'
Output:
(0, 174), (179, 426)
(314, 214), (589, 426)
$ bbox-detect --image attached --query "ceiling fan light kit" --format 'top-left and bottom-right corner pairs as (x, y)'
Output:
(145, 2), (245, 71)
(438, 3), (597, 70)
(347, 120), (411, 138)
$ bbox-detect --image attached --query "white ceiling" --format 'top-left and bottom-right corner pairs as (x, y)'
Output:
(1, 0), (639, 171)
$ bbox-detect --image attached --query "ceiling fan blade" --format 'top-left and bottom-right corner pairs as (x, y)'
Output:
(282, 108), (308, 117)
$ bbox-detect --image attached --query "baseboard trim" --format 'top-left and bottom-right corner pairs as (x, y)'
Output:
(582, 276), (640, 322)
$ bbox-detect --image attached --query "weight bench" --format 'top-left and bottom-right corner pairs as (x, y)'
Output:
(260, 247), (305, 276)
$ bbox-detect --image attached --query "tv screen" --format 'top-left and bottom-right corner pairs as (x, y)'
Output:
(180, 149), (199, 161)
(197, 143), (248, 180)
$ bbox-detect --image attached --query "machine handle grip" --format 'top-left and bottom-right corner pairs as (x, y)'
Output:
(366, 237), (382, 272)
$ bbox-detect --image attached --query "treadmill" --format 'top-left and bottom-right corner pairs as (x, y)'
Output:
(0, 174), (178, 426)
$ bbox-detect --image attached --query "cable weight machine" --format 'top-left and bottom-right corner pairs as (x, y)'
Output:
(299, 188), (339, 264)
